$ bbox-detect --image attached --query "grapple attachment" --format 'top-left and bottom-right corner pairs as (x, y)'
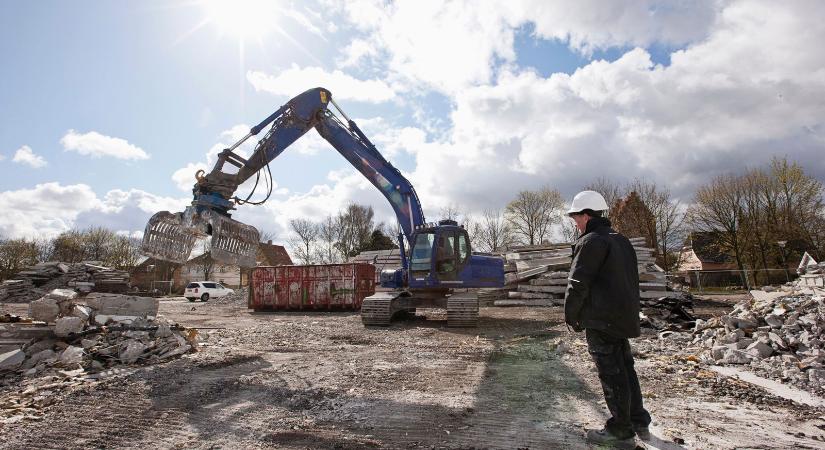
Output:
(141, 207), (260, 268)
(141, 211), (199, 264)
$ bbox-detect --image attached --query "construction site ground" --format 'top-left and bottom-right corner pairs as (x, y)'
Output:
(2, 294), (825, 449)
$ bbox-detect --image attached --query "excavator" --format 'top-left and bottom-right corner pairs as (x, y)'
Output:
(140, 87), (504, 327)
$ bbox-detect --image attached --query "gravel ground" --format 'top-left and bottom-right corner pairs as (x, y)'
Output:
(2, 294), (825, 449)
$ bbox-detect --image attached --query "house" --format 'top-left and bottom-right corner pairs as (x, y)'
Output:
(129, 257), (184, 294)
(675, 231), (740, 288)
(182, 240), (293, 288)
(676, 231), (737, 272)
(239, 241), (294, 286)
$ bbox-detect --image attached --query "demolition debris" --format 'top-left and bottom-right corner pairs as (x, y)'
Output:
(693, 283), (825, 395)
(0, 261), (130, 303)
(0, 288), (198, 423)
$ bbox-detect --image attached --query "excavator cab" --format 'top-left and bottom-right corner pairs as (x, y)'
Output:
(405, 220), (471, 288)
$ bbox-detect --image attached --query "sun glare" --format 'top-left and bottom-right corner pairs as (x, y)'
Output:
(202, 0), (280, 40)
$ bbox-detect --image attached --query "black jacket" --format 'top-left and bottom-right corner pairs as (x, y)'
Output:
(564, 217), (641, 338)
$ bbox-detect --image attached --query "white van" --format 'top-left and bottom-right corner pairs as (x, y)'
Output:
(184, 281), (234, 302)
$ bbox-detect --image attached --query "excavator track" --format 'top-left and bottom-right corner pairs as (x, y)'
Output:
(361, 292), (397, 326)
(447, 293), (479, 328)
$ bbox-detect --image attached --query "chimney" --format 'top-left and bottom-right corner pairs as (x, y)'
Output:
(267, 240), (272, 245)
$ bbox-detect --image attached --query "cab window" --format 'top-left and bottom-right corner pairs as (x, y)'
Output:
(436, 234), (457, 274)
(410, 232), (435, 272)
(203, 282), (217, 289)
(457, 233), (469, 263)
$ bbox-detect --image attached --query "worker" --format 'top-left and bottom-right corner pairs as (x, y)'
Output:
(563, 190), (651, 447)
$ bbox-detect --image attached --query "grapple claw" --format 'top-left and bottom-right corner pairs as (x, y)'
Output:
(141, 207), (260, 268)
(205, 211), (260, 268)
(140, 211), (199, 264)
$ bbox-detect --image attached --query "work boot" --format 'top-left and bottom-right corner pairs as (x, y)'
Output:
(585, 428), (636, 448)
(633, 425), (651, 440)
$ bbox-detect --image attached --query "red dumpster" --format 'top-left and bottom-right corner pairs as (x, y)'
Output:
(249, 263), (376, 311)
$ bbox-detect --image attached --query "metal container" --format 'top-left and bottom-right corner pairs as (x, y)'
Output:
(249, 263), (376, 311)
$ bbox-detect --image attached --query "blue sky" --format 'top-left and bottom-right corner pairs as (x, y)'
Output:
(1, 0), (823, 243)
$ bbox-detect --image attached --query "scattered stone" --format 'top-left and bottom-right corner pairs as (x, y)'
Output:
(59, 346), (84, 365)
(54, 316), (84, 337)
(29, 297), (60, 323)
(0, 349), (26, 370)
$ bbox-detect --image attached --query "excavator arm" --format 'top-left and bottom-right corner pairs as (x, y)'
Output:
(141, 87), (425, 267)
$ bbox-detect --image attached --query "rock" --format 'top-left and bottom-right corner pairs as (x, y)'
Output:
(735, 338), (755, 350)
(765, 314), (784, 328)
(81, 337), (100, 349)
(750, 290), (787, 304)
(59, 346), (84, 365)
(46, 288), (77, 302)
(747, 341), (774, 359)
(85, 294), (158, 317)
(155, 323), (173, 338)
(71, 305), (92, 322)
(719, 329), (746, 344)
(119, 341), (147, 364)
(21, 349), (56, 370)
(711, 345), (728, 360)
(722, 348), (752, 364)
(0, 349), (25, 371)
(29, 297), (60, 323)
(94, 314), (111, 325)
(54, 316), (84, 337)
(24, 339), (55, 356)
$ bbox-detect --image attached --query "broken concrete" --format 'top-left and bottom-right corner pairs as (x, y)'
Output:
(85, 293), (158, 317)
(0, 348), (26, 370)
(54, 316), (84, 337)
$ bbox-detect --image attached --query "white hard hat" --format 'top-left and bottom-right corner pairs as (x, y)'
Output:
(567, 190), (609, 215)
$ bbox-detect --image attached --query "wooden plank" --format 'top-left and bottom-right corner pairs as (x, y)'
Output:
(530, 278), (568, 286)
(518, 284), (566, 294)
(515, 256), (572, 272)
(494, 299), (558, 307)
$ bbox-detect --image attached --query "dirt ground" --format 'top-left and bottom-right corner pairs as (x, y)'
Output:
(2, 294), (825, 449)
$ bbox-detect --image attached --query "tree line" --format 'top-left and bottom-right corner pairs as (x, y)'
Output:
(0, 227), (142, 281)
(287, 203), (398, 265)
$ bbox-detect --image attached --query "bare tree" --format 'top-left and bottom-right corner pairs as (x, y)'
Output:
(317, 215), (342, 264)
(50, 229), (85, 263)
(439, 203), (463, 222)
(336, 204), (375, 258)
(474, 208), (513, 252)
(192, 240), (216, 281)
(505, 187), (565, 246)
(584, 177), (623, 216)
(289, 218), (320, 264)
(82, 226), (117, 262)
(258, 229), (278, 245)
(108, 236), (141, 270)
(0, 238), (38, 281)
(627, 179), (686, 274)
(687, 174), (750, 289)
(34, 237), (54, 263)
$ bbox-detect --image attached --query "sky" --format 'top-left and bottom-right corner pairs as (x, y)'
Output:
(1, 0), (824, 245)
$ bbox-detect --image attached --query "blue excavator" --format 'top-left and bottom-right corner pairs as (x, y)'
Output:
(141, 87), (504, 326)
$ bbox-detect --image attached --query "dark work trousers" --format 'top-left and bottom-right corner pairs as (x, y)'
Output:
(586, 328), (651, 437)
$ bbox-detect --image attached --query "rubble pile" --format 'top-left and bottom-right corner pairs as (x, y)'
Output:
(0, 261), (130, 303)
(213, 286), (249, 305)
(0, 289), (198, 380)
(693, 286), (825, 394)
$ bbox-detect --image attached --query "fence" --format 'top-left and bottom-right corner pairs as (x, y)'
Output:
(674, 268), (796, 292)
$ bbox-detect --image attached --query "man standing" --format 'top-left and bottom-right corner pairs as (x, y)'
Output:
(564, 190), (651, 447)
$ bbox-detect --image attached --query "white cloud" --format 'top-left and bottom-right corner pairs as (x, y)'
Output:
(61, 130), (150, 160)
(247, 66), (396, 103)
(512, 0), (721, 54)
(393, 0), (825, 211)
(0, 182), (188, 239)
(12, 145), (47, 168)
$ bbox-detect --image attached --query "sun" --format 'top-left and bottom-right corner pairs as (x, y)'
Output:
(201, 0), (281, 40)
